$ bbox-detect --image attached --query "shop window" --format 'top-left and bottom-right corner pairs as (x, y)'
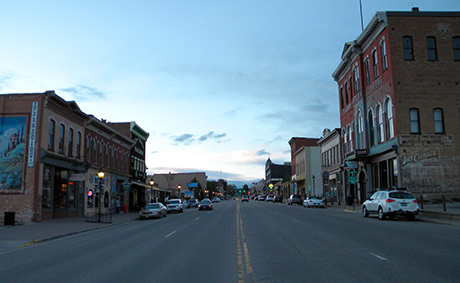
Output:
(104, 191), (109, 207)
(42, 165), (53, 209)
(403, 36), (414, 60)
(410, 108), (420, 133)
(427, 36), (438, 61)
(434, 108), (445, 133)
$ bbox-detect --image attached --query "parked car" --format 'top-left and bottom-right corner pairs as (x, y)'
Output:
(198, 199), (213, 211)
(241, 195), (249, 202)
(139, 203), (167, 220)
(265, 195), (274, 202)
(166, 199), (184, 213)
(362, 189), (420, 221)
(212, 197), (221, 203)
(288, 194), (303, 205)
(273, 196), (283, 203)
(303, 197), (325, 208)
(186, 198), (199, 209)
(258, 195), (265, 201)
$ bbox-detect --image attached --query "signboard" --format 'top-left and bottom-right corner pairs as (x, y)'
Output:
(70, 173), (85, 181)
(184, 191), (193, 197)
(27, 102), (39, 167)
(345, 161), (358, 169)
(348, 171), (357, 184)
(188, 182), (198, 188)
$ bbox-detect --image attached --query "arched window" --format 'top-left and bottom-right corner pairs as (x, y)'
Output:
(368, 110), (375, 146)
(376, 105), (384, 143)
(410, 108), (420, 133)
(434, 108), (444, 133)
(380, 39), (388, 71)
(343, 128), (348, 153)
(357, 110), (364, 149)
(353, 65), (360, 93)
(372, 49), (379, 79)
(349, 124), (354, 152)
(384, 98), (394, 139)
(364, 57), (370, 85)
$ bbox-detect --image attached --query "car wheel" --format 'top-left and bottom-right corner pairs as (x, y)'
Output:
(362, 206), (369, 217)
(378, 207), (386, 220)
(180, 209), (183, 213)
(407, 215), (415, 221)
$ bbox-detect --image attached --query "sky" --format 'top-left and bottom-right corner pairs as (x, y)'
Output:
(1, 1), (459, 187)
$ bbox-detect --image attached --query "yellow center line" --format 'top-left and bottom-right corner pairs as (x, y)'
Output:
(237, 203), (254, 282)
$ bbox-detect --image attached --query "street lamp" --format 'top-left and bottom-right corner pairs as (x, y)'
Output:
(176, 185), (181, 198)
(312, 175), (315, 197)
(150, 178), (155, 203)
(97, 169), (105, 222)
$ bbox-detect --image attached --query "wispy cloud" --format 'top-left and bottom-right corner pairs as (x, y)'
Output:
(172, 134), (195, 145)
(256, 149), (270, 156)
(60, 84), (106, 101)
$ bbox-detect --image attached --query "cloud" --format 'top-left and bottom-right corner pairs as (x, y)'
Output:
(0, 73), (13, 91)
(256, 149), (270, 156)
(198, 131), (228, 143)
(60, 84), (106, 101)
(172, 134), (194, 145)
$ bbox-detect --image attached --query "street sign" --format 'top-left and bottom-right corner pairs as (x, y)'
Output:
(348, 175), (357, 184)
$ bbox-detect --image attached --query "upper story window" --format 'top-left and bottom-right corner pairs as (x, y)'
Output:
(403, 36), (414, 60)
(100, 142), (103, 165)
(340, 86), (344, 109)
(59, 124), (65, 154)
(426, 36), (438, 61)
(433, 108), (444, 133)
(68, 128), (74, 157)
(453, 36), (460, 61)
(372, 49), (379, 79)
(410, 108), (420, 134)
(76, 132), (81, 158)
(348, 124), (353, 152)
(368, 110), (375, 146)
(48, 120), (55, 151)
(106, 145), (109, 167)
(376, 105), (384, 143)
(345, 81), (349, 104)
(364, 58), (370, 85)
(86, 137), (90, 160)
(353, 66), (360, 93)
(380, 39), (388, 71)
(356, 110), (363, 149)
(93, 140), (97, 163)
(384, 98), (394, 139)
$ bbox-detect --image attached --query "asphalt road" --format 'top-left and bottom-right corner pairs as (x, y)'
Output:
(1, 200), (459, 283)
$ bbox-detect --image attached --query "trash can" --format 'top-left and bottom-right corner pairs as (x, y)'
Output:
(4, 211), (15, 226)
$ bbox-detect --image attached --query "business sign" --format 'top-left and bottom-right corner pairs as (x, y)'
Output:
(188, 182), (198, 188)
(27, 102), (39, 167)
(184, 191), (193, 197)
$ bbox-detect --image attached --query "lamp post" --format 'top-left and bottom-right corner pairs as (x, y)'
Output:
(149, 179), (155, 203)
(97, 169), (105, 222)
(176, 185), (181, 198)
(312, 175), (315, 197)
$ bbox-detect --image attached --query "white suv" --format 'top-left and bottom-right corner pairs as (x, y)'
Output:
(362, 189), (419, 221)
(166, 199), (183, 213)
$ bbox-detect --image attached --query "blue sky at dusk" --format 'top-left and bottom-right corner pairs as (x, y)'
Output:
(1, 0), (459, 186)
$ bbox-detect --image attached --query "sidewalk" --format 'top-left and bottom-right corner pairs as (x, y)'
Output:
(0, 212), (139, 243)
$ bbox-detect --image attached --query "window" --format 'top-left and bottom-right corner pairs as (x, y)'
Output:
(453, 37), (460, 61)
(76, 132), (81, 158)
(340, 87), (344, 109)
(353, 66), (360, 92)
(86, 137), (90, 160)
(368, 110), (375, 146)
(93, 140), (97, 163)
(380, 40), (387, 71)
(343, 130), (348, 153)
(434, 108), (444, 133)
(384, 98), (394, 139)
(364, 58), (370, 85)
(410, 108), (420, 134)
(59, 124), (65, 154)
(100, 142), (103, 164)
(376, 105), (384, 143)
(348, 125), (353, 152)
(345, 81), (349, 104)
(427, 37), (437, 61)
(48, 120), (55, 150)
(403, 36), (414, 60)
(68, 128), (74, 157)
(372, 49), (379, 79)
(357, 110), (363, 149)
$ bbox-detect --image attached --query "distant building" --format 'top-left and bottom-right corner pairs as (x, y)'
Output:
(265, 158), (291, 196)
(151, 172), (207, 199)
(288, 138), (321, 197)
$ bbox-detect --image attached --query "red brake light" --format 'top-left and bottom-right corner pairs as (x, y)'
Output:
(385, 199), (395, 203)
(413, 200), (418, 203)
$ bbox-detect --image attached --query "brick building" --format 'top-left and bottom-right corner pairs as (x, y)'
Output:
(332, 8), (460, 202)
(288, 137), (320, 197)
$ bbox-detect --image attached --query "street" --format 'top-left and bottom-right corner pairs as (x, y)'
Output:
(1, 200), (460, 283)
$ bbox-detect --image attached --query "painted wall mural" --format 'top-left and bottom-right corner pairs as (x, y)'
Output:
(0, 116), (26, 191)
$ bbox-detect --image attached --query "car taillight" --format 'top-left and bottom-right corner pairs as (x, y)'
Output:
(413, 200), (418, 203)
(385, 199), (395, 203)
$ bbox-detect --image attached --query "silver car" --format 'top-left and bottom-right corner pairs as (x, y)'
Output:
(362, 189), (419, 221)
(166, 199), (184, 213)
(139, 203), (167, 220)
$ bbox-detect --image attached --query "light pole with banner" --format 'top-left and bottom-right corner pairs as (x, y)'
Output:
(97, 169), (105, 222)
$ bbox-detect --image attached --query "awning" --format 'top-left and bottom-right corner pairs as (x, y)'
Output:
(130, 181), (171, 192)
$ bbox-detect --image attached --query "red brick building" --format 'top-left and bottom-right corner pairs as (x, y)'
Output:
(332, 8), (460, 202)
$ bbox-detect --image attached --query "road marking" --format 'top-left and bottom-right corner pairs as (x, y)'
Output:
(164, 231), (176, 238)
(369, 252), (388, 261)
(344, 209), (357, 213)
(195, 217), (200, 221)
(237, 204), (254, 282)
(292, 219), (301, 224)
